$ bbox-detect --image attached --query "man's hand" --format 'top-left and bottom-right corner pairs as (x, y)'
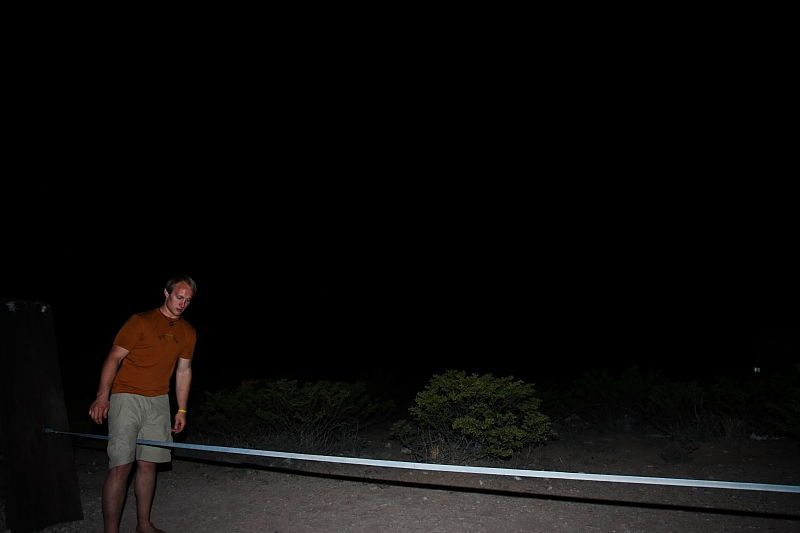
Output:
(172, 411), (187, 434)
(88, 398), (110, 425)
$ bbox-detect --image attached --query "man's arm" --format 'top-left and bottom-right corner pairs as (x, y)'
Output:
(88, 345), (130, 424)
(172, 357), (192, 434)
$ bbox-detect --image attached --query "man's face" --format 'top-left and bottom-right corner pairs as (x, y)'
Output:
(164, 282), (194, 316)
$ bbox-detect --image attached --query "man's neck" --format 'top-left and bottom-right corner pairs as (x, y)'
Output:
(159, 305), (180, 320)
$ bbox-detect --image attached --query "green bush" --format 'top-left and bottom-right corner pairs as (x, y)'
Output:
(193, 379), (393, 454)
(546, 366), (800, 441)
(392, 370), (552, 462)
(642, 374), (800, 440)
(555, 366), (662, 426)
(640, 379), (747, 439)
(747, 374), (800, 438)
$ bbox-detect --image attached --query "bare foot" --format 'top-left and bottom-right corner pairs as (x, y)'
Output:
(136, 524), (166, 533)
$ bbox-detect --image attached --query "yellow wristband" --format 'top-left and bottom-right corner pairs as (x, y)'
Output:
(178, 409), (187, 413)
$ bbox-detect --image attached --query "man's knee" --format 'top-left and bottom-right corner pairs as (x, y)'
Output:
(107, 462), (133, 481)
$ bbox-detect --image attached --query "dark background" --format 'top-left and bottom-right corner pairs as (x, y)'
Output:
(5, 16), (796, 413)
(3, 182), (798, 420)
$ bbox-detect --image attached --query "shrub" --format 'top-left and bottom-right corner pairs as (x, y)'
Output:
(558, 366), (662, 427)
(547, 366), (800, 441)
(639, 374), (800, 440)
(641, 379), (748, 440)
(747, 374), (800, 439)
(392, 370), (552, 462)
(193, 379), (393, 454)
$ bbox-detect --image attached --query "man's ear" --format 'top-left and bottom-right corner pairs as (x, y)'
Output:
(164, 288), (170, 298)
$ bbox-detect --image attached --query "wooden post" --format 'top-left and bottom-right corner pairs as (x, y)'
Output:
(0, 299), (83, 532)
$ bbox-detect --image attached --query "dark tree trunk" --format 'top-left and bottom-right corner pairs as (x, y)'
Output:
(0, 299), (83, 532)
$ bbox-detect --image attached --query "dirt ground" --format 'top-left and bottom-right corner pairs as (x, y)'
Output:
(3, 421), (800, 533)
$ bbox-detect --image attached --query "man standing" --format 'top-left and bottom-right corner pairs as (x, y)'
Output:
(89, 275), (197, 533)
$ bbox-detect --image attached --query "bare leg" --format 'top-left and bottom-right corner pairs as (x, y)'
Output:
(134, 460), (165, 533)
(102, 463), (133, 533)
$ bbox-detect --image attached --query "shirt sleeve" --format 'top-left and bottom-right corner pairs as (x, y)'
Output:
(113, 314), (142, 351)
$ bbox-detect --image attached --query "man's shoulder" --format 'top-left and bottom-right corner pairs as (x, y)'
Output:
(132, 308), (160, 320)
(122, 308), (159, 325)
(180, 318), (197, 336)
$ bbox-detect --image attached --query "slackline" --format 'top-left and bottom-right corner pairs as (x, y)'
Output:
(43, 428), (800, 494)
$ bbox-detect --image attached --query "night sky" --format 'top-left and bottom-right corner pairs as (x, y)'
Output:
(4, 182), (798, 409)
(2, 22), (795, 446)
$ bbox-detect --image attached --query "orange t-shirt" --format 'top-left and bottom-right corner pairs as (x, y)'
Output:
(110, 308), (196, 396)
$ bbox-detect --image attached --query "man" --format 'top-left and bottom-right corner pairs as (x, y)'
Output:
(89, 275), (197, 533)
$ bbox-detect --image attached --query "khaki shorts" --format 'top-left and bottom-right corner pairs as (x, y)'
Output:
(108, 393), (173, 468)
